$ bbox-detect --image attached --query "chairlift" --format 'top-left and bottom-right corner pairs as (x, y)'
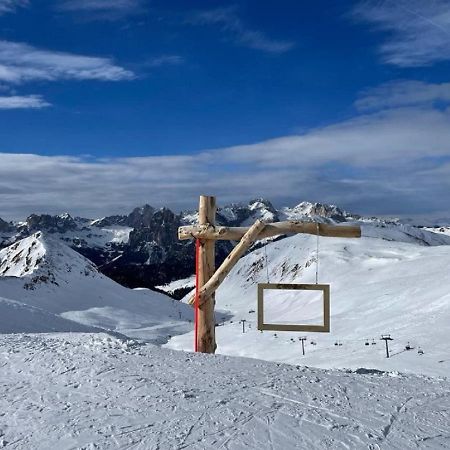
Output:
(371, 339), (376, 345)
(418, 348), (424, 355)
(365, 340), (370, 346)
(405, 342), (412, 351)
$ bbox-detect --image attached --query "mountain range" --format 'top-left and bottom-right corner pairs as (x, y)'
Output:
(1, 198), (450, 377)
(2, 198), (448, 298)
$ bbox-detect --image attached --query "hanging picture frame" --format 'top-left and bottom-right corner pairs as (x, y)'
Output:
(257, 283), (330, 332)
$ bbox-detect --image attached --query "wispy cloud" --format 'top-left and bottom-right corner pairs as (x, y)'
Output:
(2, 82), (450, 219)
(187, 6), (294, 54)
(0, 94), (50, 109)
(0, 40), (135, 84)
(144, 55), (184, 68)
(356, 80), (450, 111)
(0, 0), (28, 15)
(352, 0), (450, 67)
(58, 0), (145, 20)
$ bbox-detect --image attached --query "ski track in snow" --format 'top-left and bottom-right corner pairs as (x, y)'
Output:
(0, 333), (449, 449)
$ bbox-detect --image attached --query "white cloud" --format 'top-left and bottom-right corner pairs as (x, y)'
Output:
(1, 88), (450, 219)
(0, 0), (28, 15)
(353, 0), (450, 67)
(58, 0), (145, 20)
(187, 7), (294, 54)
(0, 40), (134, 85)
(0, 94), (50, 109)
(145, 55), (184, 68)
(356, 80), (450, 111)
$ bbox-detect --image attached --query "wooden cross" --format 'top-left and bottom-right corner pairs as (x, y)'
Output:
(178, 195), (361, 354)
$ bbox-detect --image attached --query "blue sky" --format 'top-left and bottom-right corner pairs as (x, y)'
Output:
(1, 0), (450, 220)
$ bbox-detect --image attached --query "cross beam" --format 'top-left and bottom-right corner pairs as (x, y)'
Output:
(179, 221), (361, 241)
(180, 195), (361, 354)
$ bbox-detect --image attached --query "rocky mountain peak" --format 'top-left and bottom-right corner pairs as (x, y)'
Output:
(25, 213), (78, 233)
(127, 204), (156, 228)
(0, 231), (98, 289)
(0, 217), (13, 232)
(281, 201), (349, 223)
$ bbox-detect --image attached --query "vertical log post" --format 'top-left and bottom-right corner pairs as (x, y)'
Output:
(197, 195), (216, 353)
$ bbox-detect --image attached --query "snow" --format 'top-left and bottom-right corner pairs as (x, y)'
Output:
(0, 232), (193, 344)
(167, 227), (450, 378)
(0, 332), (448, 449)
(156, 275), (195, 296)
(424, 226), (450, 237)
(56, 225), (133, 248)
(362, 222), (450, 246)
(0, 297), (100, 334)
(1, 217), (450, 448)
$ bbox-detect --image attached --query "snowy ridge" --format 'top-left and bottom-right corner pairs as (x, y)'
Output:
(0, 231), (97, 283)
(156, 275), (195, 296)
(280, 201), (350, 222)
(424, 226), (450, 237)
(0, 233), (193, 342)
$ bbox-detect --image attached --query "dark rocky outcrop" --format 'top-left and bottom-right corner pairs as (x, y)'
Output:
(1, 199), (360, 295)
(0, 217), (13, 232)
(24, 213), (78, 233)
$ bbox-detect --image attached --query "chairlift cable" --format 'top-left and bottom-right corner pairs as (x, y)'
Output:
(264, 243), (270, 283)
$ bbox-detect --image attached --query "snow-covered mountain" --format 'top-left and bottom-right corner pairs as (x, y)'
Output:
(0, 232), (192, 343)
(167, 225), (450, 378)
(1, 199), (450, 298)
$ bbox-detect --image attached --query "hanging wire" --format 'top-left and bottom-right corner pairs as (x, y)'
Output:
(315, 223), (320, 284)
(263, 242), (270, 283)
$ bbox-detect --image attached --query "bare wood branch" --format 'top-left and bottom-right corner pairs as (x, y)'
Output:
(179, 221), (361, 241)
(188, 219), (266, 306)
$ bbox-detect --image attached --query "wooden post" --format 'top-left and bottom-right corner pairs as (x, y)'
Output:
(197, 195), (216, 354)
(187, 219), (266, 306)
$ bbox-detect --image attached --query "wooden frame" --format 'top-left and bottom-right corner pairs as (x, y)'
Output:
(179, 195), (360, 353)
(257, 283), (330, 333)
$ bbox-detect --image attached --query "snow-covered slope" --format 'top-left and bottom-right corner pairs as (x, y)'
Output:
(0, 232), (193, 342)
(0, 332), (448, 449)
(0, 297), (101, 334)
(424, 226), (450, 237)
(168, 227), (450, 377)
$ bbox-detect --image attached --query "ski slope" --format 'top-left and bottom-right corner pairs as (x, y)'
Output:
(0, 232), (193, 343)
(0, 332), (448, 449)
(167, 224), (450, 377)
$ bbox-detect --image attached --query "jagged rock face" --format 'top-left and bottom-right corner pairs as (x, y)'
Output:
(0, 218), (13, 232)
(303, 202), (348, 222)
(0, 198), (366, 294)
(129, 208), (180, 249)
(127, 205), (156, 228)
(217, 198), (279, 226)
(24, 213), (78, 233)
(92, 205), (159, 229)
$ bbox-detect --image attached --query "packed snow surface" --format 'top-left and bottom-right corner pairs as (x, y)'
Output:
(0, 333), (448, 449)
